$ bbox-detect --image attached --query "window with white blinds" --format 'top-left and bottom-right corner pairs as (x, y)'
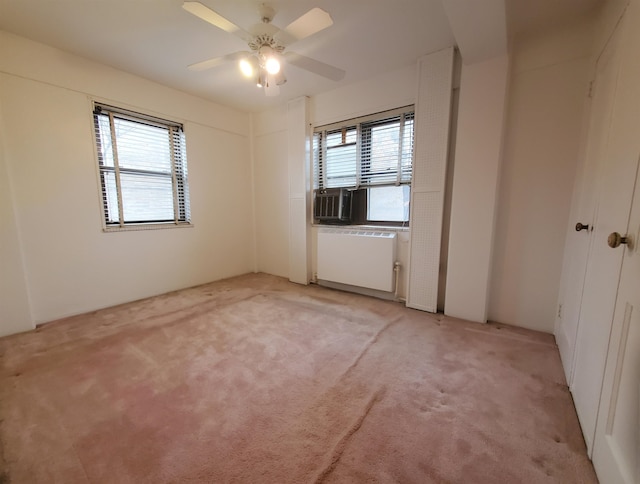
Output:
(93, 103), (191, 229)
(313, 106), (415, 190)
(313, 107), (414, 225)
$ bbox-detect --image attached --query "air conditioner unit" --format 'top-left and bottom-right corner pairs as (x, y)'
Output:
(314, 188), (352, 223)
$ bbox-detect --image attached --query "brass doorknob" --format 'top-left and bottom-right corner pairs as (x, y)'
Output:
(575, 222), (590, 232)
(607, 232), (629, 248)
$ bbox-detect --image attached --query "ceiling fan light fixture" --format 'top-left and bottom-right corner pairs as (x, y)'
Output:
(258, 45), (280, 74)
(256, 67), (267, 88)
(182, 2), (345, 98)
(265, 56), (281, 75)
(239, 57), (256, 78)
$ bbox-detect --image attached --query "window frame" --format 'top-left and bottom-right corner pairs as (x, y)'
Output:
(313, 106), (414, 227)
(92, 102), (192, 232)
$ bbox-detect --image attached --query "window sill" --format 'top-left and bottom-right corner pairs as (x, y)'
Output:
(102, 222), (193, 233)
(312, 223), (409, 232)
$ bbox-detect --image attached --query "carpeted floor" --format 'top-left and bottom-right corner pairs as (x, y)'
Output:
(0, 273), (597, 483)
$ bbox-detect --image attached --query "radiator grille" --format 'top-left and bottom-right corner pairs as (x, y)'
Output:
(317, 228), (396, 292)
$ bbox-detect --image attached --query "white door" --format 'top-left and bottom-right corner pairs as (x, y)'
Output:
(591, 156), (640, 483)
(588, 3), (640, 478)
(571, 8), (640, 454)
(555, 18), (622, 385)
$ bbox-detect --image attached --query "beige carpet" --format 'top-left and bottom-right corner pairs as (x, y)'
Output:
(0, 273), (596, 483)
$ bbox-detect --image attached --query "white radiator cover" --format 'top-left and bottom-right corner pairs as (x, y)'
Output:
(317, 228), (397, 292)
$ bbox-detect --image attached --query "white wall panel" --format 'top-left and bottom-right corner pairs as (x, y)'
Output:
(407, 191), (445, 311)
(407, 47), (455, 312)
(445, 55), (509, 323)
(287, 97), (310, 284)
(0, 94), (33, 336)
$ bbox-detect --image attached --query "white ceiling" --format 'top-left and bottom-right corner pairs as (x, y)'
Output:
(0, 0), (600, 113)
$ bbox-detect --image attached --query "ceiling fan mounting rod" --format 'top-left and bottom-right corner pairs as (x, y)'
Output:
(258, 3), (275, 24)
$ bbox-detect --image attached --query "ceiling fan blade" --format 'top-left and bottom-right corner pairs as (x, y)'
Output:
(188, 51), (248, 72)
(182, 1), (253, 42)
(275, 8), (333, 45)
(284, 52), (345, 81)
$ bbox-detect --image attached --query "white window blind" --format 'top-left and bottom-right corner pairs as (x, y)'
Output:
(324, 126), (357, 188)
(313, 107), (414, 190)
(93, 103), (191, 228)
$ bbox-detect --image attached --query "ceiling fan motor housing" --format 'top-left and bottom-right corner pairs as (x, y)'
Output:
(249, 34), (284, 53)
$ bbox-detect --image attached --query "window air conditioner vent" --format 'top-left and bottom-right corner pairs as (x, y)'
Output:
(314, 188), (352, 223)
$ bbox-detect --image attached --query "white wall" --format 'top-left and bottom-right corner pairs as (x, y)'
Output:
(252, 105), (289, 278)
(0, 31), (254, 328)
(444, 54), (509, 323)
(488, 15), (595, 332)
(0, 98), (33, 336)
(311, 65), (416, 127)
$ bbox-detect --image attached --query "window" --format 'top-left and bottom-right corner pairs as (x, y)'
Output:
(367, 185), (410, 222)
(313, 106), (414, 225)
(93, 103), (191, 229)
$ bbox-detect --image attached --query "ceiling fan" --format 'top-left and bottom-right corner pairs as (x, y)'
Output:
(182, 1), (346, 96)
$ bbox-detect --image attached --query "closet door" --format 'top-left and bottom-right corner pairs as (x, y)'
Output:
(555, 22), (619, 385)
(571, 9), (639, 455)
(592, 156), (640, 484)
(590, 2), (640, 480)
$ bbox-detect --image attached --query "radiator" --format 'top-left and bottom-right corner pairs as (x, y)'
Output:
(317, 228), (397, 292)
